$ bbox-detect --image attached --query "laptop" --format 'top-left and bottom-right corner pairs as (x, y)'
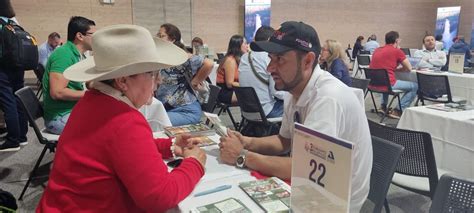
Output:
(448, 53), (465, 74)
(408, 57), (422, 69)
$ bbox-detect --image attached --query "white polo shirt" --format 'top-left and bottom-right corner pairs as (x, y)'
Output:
(280, 65), (372, 212)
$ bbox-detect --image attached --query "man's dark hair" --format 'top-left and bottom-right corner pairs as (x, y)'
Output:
(67, 16), (95, 42)
(48, 32), (60, 39)
(296, 50), (318, 71)
(422, 33), (434, 43)
(0, 0), (15, 18)
(254, 26), (275, 42)
(385, 31), (399, 44)
(435, 34), (442, 41)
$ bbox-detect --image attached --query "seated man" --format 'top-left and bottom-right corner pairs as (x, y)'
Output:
(369, 31), (415, 118)
(38, 32), (61, 68)
(43, 16), (96, 134)
(239, 26), (288, 118)
(219, 21), (372, 213)
(363, 34), (380, 54)
(448, 36), (471, 67)
(414, 34), (447, 70)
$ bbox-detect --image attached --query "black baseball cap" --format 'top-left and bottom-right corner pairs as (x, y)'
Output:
(250, 21), (321, 55)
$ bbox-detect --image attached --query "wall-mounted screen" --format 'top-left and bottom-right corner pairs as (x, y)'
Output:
(244, 0), (271, 43)
(435, 6), (461, 51)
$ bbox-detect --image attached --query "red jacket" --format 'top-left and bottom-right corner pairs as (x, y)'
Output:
(37, 90), (204, 213)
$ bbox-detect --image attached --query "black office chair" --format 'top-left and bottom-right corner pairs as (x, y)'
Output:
(350, 77), (370, 93)
(368, 120), (445, 200)
(415, 72), (465, 106)
(366, 136), (404, 213)
(234, 87), (282, 137)
(429, 173), (474, 213)
(364, 69), (404, 123)
(14, 87), (59, 200)
(201, 84), (221, 113)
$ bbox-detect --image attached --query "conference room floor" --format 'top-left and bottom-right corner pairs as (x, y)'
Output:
(0, 77), (431, 212)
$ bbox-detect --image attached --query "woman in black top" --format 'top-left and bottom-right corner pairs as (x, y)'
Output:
(352, 35), (364, 59)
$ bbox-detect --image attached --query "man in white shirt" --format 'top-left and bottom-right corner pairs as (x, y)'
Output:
(239, 26), (287, 118)
(219, 21), (372, 212)
(363, 34), (380, 54)
(38, 32), (62, 67)
(414, 34), (447, 69)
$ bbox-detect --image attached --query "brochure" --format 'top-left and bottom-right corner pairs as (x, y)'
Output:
(203, 112), (228, 136)
(196, 198), (251, 213)
(164, 123), (215, 137)
(239, 177), (291, 212)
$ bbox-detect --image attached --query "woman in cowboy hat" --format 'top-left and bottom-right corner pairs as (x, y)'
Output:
(37, 25), (206, 212)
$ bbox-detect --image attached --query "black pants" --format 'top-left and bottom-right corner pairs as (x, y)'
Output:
(0, 66), (28, 144)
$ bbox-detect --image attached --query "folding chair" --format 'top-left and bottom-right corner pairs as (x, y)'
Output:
(32, 64), (45, 98)
(429, 173), (474, 213)
(234, 87), (282, 137)
(366, 136), (404, 213)
(350, 77), (370, 93)
(354, 55), (371, 77)
(14, 87), (59, 200)
(364, 68), (404, 123)
(201, 84), (221, 113)
(415, 72), (465, 106)
(368, 120), (447, 200)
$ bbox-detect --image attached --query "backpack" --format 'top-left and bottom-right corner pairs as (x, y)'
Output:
(0, 188), (17, 212)
(0, 18), (39, 70)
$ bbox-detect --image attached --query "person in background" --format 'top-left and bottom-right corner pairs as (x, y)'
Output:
(37, 24), (206, 212)
(449, 36), (471, 67)
(319, 39), (352, 86)
(363, 34), (379, 53)
(219, 21), (372, 213)
(0, 0), (28, 151)
(414, 34), (446, 70)
(369, 31), (415, 119)
(435, 34), (444, 51)
(239, 26), (287, 118)
(352, 35), (364, 59)
(216, 34), (248, 104)
(38, 32), (61, 67)
(155, 23), (213, 126)
(191, 37), (204, 50)
(42, 16), (96, 135)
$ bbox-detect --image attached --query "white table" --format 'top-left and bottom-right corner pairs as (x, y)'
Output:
(152, 132), (273, 212)
(397, 106), (474, 178)
(396, 70), (474, 104)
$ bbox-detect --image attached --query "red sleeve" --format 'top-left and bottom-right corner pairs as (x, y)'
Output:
(107, 113), (204, 212)
(154, 138), (173, 159)
(397, 49), (407, 64)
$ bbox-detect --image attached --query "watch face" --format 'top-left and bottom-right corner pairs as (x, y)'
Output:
(237, 156), (244, 165)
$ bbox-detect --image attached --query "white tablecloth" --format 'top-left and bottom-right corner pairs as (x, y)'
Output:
(139, 98), (171, 131)
(397, 106), (474, 178)
(396, 70), (474, 104)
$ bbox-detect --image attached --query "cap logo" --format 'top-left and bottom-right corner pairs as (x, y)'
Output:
(273, 30), (286, 40)
(295, 38), (312, 48)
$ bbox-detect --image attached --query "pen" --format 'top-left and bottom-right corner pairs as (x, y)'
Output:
(193, 185), (232, 197)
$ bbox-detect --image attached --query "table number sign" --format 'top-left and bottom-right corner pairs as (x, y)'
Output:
(290, 123), (354, 213)
(448, 53), (465, 74)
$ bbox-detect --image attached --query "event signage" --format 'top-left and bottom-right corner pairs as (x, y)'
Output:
(290, 123), (353, 213)
(244, 0), (271, 43)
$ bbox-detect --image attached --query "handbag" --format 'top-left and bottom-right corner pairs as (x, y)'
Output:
(183, 68), (211, 104)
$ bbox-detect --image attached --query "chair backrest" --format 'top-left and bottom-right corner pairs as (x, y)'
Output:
(368, 136), (404, 213)
(33, 64), (45, 83)
(234, 87), (268, 123)
(14, 87), (47, 144)
(364, 68), (394, 93)
(368, 119), (439, 198)
(346, 48), (354, 61)
(429, 174), (474, 213)
(201, 84), (221, 113)
(350, 77), (370, 92)
(359, 50), (371, 55)
(401, 48), (410, 56)
(357, 55), (371, 66)
(416, 72), (453, 103)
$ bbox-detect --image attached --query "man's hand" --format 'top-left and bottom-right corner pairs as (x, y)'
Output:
(173, 134), (201, 156)
(219, 131), (245, 165)
(226, 129), (252, 149)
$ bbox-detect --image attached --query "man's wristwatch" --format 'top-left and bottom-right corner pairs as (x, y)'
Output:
(236, 149), (248, 168)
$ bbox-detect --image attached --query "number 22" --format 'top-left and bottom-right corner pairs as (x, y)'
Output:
(309, 159), (326, 187)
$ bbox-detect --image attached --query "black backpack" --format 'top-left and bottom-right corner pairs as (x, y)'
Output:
(0, 188), (17, 212)
(0, 18), (39, 70)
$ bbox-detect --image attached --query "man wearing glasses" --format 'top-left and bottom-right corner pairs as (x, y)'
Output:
(219, 21), (372, 212)
(43, 16), (96, 134)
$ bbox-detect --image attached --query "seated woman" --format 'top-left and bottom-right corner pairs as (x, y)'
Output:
(320, 39), (352, 86)
(37, 25), (206, 212)
(216, 34), (248, 104)
(155, 23), (213, 126)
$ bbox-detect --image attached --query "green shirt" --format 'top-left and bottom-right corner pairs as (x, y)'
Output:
(42, 41), (84, 120)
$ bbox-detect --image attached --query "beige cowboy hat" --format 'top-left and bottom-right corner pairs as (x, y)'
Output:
(64, 24), (187, 82)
